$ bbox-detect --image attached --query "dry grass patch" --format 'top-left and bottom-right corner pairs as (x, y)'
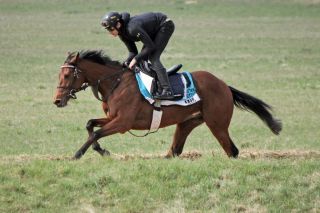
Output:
(1, 149), (320, 164)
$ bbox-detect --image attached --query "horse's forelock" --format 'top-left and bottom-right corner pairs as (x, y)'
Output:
(65, 51), (77, 63)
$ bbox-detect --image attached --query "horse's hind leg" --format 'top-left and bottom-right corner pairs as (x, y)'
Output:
(207, 126), (239, 158)
(200, 81), (239, 157)
(166, 113), (204, 158)
(203, 109), (239, 157)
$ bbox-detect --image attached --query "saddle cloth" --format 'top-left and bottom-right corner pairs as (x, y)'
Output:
(135, 71), (201, 106)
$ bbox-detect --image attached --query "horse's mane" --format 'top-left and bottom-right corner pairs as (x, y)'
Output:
(67, 50), (121, 67)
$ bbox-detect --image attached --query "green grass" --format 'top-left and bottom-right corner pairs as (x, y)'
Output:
(1, 156), (319, 212)
(1, 0), (320, 212)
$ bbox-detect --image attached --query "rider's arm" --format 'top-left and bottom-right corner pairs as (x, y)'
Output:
(128, 25), (156, 62)
(120, 36), (138, 63)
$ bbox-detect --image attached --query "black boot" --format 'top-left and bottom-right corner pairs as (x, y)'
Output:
(153, 86), (175, 100)
(153, 68), (175, 100)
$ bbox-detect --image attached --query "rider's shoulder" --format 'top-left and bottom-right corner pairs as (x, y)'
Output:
(126, 20), (141, 34)
(120, 12), (130, 23)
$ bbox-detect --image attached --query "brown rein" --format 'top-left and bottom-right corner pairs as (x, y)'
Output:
(90, 69), (124, 102)
(58, 64), (126, 101)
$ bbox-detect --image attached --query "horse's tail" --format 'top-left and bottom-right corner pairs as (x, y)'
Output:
(229, 86), (282, 135)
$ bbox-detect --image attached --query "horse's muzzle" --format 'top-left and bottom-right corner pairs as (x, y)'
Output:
(53, 98), (67, 107)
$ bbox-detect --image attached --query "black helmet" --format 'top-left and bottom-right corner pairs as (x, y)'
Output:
(101, 12), (121, 31)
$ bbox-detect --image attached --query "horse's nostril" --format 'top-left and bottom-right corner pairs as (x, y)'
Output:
(54, 99), (61, 105)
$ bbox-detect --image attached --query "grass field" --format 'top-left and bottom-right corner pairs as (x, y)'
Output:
(1, 0), (320, 212)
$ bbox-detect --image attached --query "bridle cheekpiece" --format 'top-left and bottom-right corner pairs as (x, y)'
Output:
(57, 64), (88, 99)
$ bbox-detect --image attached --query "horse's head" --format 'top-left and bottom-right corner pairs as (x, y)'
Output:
(53, 52), (86, 107)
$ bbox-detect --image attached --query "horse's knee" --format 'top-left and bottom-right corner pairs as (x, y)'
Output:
(86, 119), (95, 131)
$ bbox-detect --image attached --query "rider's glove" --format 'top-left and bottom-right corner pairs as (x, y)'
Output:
(122, 61), (129, 68)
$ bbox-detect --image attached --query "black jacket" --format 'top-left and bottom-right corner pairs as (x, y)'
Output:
(119, 12), (168, 63)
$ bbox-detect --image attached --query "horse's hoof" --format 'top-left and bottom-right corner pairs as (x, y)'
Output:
(101, 149), (111, 157)
(73, 151), (83, 160)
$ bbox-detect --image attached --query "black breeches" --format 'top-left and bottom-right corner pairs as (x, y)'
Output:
(148, 20), (175, 72)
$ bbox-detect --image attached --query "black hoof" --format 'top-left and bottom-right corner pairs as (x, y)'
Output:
(231, 144), (239, 158)
(73, 151), (83, 160)
(100, 149), (110, 157)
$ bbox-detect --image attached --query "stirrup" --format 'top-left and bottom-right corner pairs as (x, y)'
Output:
(153, 88), (175, 100)
(153, 94), (175, 100)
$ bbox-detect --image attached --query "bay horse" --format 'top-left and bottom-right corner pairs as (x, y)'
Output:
(53, 50), (282, 160)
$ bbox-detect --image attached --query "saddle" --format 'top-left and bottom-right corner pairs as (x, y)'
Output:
(139, 61), (183, 76)
(134, 61), (201, 106)
(136, 61), (183, 100)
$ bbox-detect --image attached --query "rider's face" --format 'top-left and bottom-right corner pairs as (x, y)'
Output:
(107, 22), (121, 37)
(108, 28), (119, 37)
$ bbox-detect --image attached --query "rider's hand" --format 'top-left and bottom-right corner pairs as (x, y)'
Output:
(129, 58), (137, 70)
(122, 61), (129, 68)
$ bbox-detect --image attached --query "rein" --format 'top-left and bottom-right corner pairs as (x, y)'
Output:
(90, 69), (125, 102)
(58, 64), (126, 101)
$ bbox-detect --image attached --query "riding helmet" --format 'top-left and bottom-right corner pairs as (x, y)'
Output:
(101, 11), (121, 30)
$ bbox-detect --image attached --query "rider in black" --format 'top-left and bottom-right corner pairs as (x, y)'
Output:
(101, 11), (175, 100)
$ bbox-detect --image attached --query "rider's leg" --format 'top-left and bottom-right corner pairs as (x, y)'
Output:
(149, 20), (175, 100)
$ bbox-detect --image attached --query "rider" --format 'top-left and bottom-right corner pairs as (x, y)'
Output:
(101, 11), (175, 100)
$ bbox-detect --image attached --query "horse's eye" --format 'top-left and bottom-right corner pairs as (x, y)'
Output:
(64, 74), (70, 79)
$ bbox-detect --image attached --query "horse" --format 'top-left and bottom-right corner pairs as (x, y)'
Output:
(53, 50), (282, 160)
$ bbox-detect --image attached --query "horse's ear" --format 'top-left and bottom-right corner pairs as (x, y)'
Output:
(75, 52), (79, 62)
(70, 52), (80, 64)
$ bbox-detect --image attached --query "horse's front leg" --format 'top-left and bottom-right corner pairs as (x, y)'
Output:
(86, 118), (111, 156)
(74, 117), (128, 159)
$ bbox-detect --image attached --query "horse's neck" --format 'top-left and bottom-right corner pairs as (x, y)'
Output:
(78, 60), (132, 101)
(78, 60), (120, 83)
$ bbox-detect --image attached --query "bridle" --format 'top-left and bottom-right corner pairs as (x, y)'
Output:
(57, 65), (89, 99)
(57, 63), (126, 101)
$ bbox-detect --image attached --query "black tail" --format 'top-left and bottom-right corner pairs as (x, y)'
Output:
(229, 86), (282, 135)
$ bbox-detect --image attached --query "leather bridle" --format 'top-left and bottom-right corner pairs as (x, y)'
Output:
(56, 65), (89, 99)
(57, 63), (126, 101)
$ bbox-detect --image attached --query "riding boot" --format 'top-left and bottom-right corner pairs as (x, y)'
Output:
(153, 68), (175, 100)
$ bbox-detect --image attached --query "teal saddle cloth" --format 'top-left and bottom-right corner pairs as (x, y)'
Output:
(135, 70), (200, 106)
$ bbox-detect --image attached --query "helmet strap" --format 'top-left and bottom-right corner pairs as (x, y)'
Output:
(116, 22), (121, 30)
